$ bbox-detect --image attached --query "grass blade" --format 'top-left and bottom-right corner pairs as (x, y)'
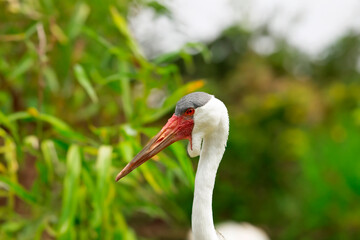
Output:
(41, 140), (58, 184)
(74, 64), (99, 103)
(0, 111), (20, 143)
(67, 3), (90, 39)
(92, 145), (113, 227)
(58, 145), (82, 239)
(0, 176), (37, 204)
(170, 143), (195, 187)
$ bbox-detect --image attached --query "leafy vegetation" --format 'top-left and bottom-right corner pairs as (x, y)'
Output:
(186, 29), (360, 239)
(1, 1), (360, 240)
(0, 1), (202, 239)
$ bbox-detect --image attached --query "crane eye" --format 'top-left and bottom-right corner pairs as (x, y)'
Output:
(185, 108), (195, 116)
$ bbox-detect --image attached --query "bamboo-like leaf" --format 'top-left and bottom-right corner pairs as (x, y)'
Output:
(58, 145), (82, 238)
(50, 23), (68, 44)
(96, 146), (112, 187)
(0, 219), (26, 233)
(110, 6), (130, 38)
(74, 64), (98, 103)
(110, 6), (143, 59)
(25, 23), (38, 38)
(43, 67), (60, 92)
(92, 145), (113, 227)
(140, 127), (193, 189)
(9, 55), (33, 79)
(41, 140), (58, 184)
(38, 112), (86, 142)
(67, 3), (90, 39)
(82, 27), (113, 49)
(114, 212), (137, 240)
(0, 176), (37, 204)
(170, 143), (195, 187)
(8, 111), (70, 131)
(153, 51), (180, 64)
(139, 163), (163, 194)
(8, 111), (86, 142)
(7, 111), (30, 121)
(185, 42), (212, 63)
(119, 140), (134, 164)
(146, 1), (171, 16)
(0, 129), (18, 210)
(39, 113), (87, 141)
(0, 129), (18, 175)
(82, 27), (126, 58)
(142, 79), (205, 124)
(0, 111), (19, 143)
(180, 50), (194, 73)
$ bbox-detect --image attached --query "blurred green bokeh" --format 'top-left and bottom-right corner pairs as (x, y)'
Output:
(1, 1), (360, 240)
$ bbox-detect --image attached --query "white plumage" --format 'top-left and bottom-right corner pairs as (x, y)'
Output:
(116, 92), (270, 240)
(188, 222), (269, 240)
(188, 96), (269, 240)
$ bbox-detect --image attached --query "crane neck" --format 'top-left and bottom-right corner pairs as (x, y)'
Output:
(191, 114), (229, 240)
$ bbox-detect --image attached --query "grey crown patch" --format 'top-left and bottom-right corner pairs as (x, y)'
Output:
(175, 92), (212, 116)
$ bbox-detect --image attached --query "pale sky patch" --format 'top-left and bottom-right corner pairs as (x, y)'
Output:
(129, 0), (360, 58)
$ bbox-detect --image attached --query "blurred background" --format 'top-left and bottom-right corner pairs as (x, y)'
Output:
(1, 0), (360, 239)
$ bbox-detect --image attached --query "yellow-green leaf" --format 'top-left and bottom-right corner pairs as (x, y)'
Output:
(74, 64), (98, 103)
(58, 145), (82, 238)
(0, 176), (37, 204)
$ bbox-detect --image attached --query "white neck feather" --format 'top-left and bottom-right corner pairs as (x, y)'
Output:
(191, 98), (229, 240)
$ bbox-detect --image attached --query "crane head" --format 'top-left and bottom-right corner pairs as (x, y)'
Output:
(115, 92), (216, 181)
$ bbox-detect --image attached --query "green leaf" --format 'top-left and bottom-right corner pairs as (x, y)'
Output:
(82, 27), (113, 49)
(43, 67), (59, 92)
(58, 145), (82, 238)
(142, 80), (205, 123)
(50, 23), (69, 44)
(153, 51), (180, 64)
(39, 113), (86, 141)
(7, 111), (87, 142)
(0, 128), (18, 175)
(110, 6), (144, 59)
(139, 163), (163, 194)
(7, 111), (30, 121)
(0, 176), (37, 204)
(25, 23), (38, 39)
(38, 113), (73, 132)
(0, 219), (26, 233)
(9, 55), (34, 79)
(109, 6), (131, 39)
(0, 111), (19, 143)
(184, 42), (212, 63)
(170, 143), (195, 187)
(74, 64), (98, 103)
(67, 3), (90, 39)
(146, 1), (171, 16)
(41, 140), (58, 184)
(92, 145), (113, 227)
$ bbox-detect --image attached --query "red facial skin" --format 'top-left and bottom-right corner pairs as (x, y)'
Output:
(115, 113), (194, 181)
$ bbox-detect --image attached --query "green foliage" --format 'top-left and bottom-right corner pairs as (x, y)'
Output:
(1, 1), (360, 240)
(0, 1), (202, 239)
(186, 28), (360, 239)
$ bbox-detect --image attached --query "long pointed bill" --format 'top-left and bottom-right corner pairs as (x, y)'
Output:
(115, 114), (194, 181)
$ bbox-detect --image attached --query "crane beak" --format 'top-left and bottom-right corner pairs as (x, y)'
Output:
(115, 114), (194, 181)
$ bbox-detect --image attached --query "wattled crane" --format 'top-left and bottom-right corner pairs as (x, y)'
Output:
(116, 92), (269, 240)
